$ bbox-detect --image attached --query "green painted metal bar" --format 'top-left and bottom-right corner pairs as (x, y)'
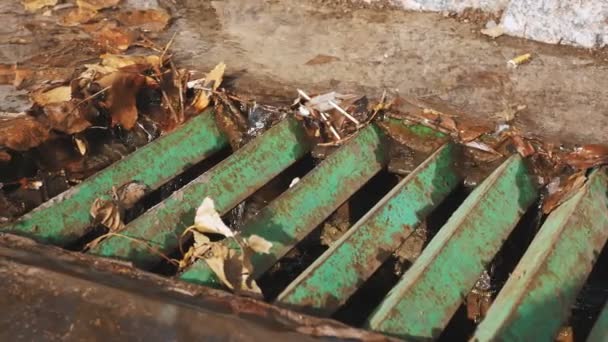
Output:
(366, 154), (537, 340)
(276, 143), (461, 316)
(88, 118), (312, 268)
(180, 124), (389, 287)
(473, 169), (608, 342)
(1, 113), (227, 246)
(588, 301), (608, 342)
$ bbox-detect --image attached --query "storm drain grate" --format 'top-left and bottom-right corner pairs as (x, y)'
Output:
(2, 113), (607, 341)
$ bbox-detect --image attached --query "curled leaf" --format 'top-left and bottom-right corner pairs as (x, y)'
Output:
(192, 62), (225, 112)
(90, 198), (124, 232)
(102, 71), (146, 129)
(193, 197), (235, 237)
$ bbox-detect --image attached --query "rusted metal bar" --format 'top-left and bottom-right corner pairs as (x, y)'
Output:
(366, 155), (537, 340)
(88, 118), (312, 268)
(179, 124), (388, 287)
(0, 233), (394, 342)
(2, 113), (227, 246)
(276, 143), (460, 316)
(473, 169), (608, 341)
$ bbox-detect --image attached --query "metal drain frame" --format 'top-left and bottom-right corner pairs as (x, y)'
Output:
(2, 112), (607, 340)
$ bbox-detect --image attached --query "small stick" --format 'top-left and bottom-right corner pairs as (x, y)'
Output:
(297, 89), (341, 140)
(320, 111), (341, 140)
(328, 99), (360, 125)
(67, 85), (112, 116)
(297, 88), (360, 125)
(159, 31), (178, 67)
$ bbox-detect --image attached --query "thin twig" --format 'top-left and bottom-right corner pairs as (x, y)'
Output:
(328, 99), (360, 125)
(85, 232), (179, 265)
(159, 31), (178, 67)
(161, 89), (179, 123)
(319, 111), (341, 140)
(68, 85), (112, 115)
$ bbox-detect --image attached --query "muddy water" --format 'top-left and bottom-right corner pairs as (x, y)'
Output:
(164, 0), (608, 145)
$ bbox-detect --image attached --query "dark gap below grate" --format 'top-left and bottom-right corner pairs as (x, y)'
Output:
(439, 200), (544, 341)
(332, 185), (469, 327)
(569, 243), (608, 340)
(151, 154), (317, 276)
(258, 169), (400, 301)
(64, 146), (232, 252)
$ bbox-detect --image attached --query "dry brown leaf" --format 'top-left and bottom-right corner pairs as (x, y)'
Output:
(76, 0), (120, 11)
(305, 54), (341, 66)
(85, 22), (136, 53)
(115, 181), (147, 209)
(0, 115), (51, 151)
(0, 150), (11, 162)
(100, 54), (160, 69)
(204, 244), (261, 295)
(102, 71), (146, 129)
(563, 144), (608, 170)
(542, 172), (587, 214)
(90, 198), (124, 231)
(21, 0), (57, 12)
(458, 123), (491, 143)
(214, 103), (243, 149)
(58, 8), (98, 26)
(116, 9), (171, 32)
(42, 101), (92, 134)
(192, 62), (226, 112)
(32, 86), (72, 106)
(512, 135), (535, 157)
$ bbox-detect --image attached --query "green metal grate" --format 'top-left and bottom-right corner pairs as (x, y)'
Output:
(2, 112), (607, 341)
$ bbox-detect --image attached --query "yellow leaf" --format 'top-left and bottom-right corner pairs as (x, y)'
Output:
(75, 137), (87, 155)
(193, 197), (234, 237)
(76, 0), (120, 11)
(100, 54), (160, 69)
(21, 0), (57, 12)
(32, 86), (72, 106)
(192, 62), (225, 112)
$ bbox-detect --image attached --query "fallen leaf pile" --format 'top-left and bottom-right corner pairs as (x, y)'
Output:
(179, 197), (274, 296)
